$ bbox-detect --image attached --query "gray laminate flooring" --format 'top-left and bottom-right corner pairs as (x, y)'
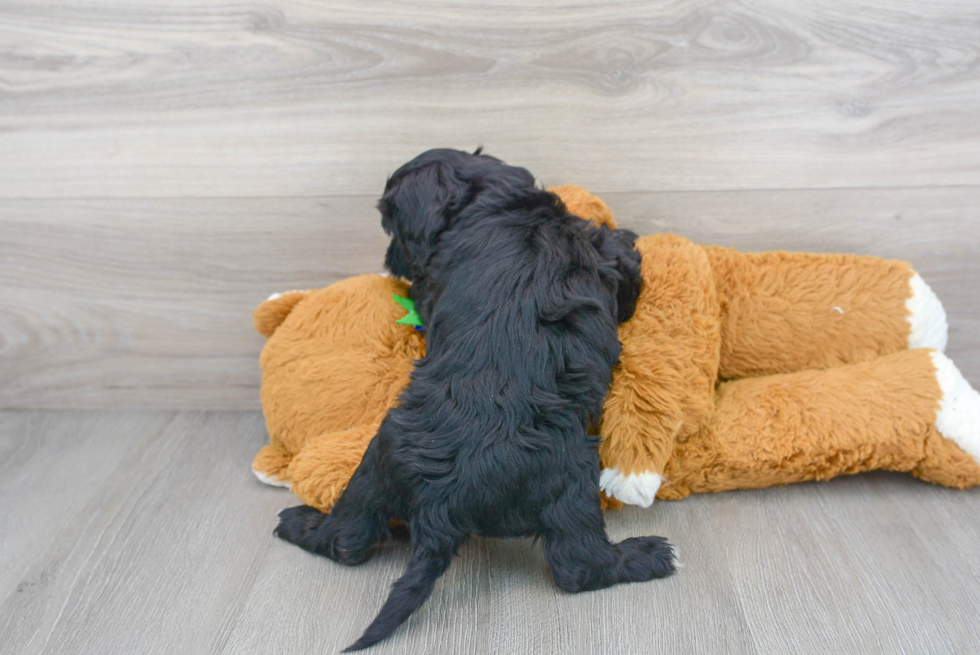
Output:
(2, 410), (979, 654)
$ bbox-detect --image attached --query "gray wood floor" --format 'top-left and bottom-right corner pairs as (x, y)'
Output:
(2, 410), (979, 655)
(3, 0), (980, 653)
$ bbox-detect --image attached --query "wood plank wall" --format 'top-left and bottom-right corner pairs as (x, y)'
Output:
(2, 0), (978, 408)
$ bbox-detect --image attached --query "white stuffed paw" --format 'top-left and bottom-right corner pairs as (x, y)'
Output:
(599, 468), (663, 508)
(266, 289), (310, 301)
(907, 273), (948, 352)
(931, 351), (980, 463)
(253, 467), (292, 488)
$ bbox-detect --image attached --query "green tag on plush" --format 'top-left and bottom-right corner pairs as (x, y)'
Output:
(393, 294), (424, 328)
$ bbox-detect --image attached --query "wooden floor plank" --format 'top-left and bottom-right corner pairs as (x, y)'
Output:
(1, 0), (979, 197)
(5, 411), (980, 654)
(706, 474), (980, 654)
(220, 452), (756, 655)
(2, 187), (978, 409)
(0, 411), (287, 654)
(0, 411), (178, 597)
(0, 410), (753, 655)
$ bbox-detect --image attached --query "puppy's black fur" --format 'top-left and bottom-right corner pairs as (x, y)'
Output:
(276, 148), (675, 651)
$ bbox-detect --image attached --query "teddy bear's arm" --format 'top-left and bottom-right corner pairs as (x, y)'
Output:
(598, 234), (721, 507)
(704, 247), (947, 379)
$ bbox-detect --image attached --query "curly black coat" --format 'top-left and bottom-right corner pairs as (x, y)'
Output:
(276, 148), (675, 651)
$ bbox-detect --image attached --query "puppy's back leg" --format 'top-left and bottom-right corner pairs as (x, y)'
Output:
(276, 439), (389, 565)
(542, 481), (676, 592)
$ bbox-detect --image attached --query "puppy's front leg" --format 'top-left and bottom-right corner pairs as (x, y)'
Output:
(276, 440), (389, 565)
(541, 480), (676, 592)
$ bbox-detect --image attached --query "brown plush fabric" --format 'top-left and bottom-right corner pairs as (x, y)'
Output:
(599, 234), (720, 481)
(548, 184), (618, 229)
(253, 291), (310, 338)
(256, 275), (424, 490)
(705, 248), (914, 379)
(659, 348), (980, 499)
(287, 422), (381, 511)
(252, 187), (980, 512)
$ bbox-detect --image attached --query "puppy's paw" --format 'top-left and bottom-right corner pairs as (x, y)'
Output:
(274, 505), (327, 551)
(275, 505), (377, 566)
(616, 535), (677, 581)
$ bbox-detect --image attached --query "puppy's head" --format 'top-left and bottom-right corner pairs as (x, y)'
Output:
(378, 148), (535, 280)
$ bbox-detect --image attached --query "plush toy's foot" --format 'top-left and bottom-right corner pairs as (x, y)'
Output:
(253, 467), (292, 488)
(907, 273), (948, 352)
(598, 467), (663, 508)
(253, 290), (312, 337)
(275, 505), (381, 566)
(931, 352), (980, 464)
(252, 443), (293, 488)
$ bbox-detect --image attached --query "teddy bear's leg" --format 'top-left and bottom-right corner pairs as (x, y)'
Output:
(907, 274), (948, 352)
(252, 443), (293, 488)
(660, 348), (980, 499)
(704, 247), (948, 378)
(913, 351), (980, 486)
(276, 435), (391, 565)
(252, 290), (311, 337)
(284, 424), (379, 513)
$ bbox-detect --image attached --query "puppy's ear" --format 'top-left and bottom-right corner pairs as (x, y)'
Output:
(590, 226), (643, 324)
(378, 163), (470, 278)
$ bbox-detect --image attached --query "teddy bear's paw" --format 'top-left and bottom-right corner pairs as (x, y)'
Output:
(907, 273), (948, 352)
(615, 536), (678, 582)
(253, 467), (292, 488)
(931, 351), (980, 464)
(265, 289), (310, 301)
(599, 467), (663, 508)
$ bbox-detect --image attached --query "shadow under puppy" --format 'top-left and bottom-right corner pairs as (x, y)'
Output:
(275, 148), (676, 651)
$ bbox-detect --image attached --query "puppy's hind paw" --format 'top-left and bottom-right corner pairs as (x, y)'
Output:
(274, 504), (327, 550)
(275, 505), (378, 566)
(616, 535), (678, 582)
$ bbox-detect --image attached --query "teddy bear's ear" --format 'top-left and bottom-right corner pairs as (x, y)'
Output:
(253, 290), (310, 338)
(548, 184), (618, 229)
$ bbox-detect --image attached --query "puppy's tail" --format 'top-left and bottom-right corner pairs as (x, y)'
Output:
(343, 540), (456, 651)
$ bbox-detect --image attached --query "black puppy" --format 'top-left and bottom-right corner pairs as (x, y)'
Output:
(276, 148), (675, 651)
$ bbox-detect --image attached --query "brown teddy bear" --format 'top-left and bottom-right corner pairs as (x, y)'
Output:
(252, 186), (980, 512)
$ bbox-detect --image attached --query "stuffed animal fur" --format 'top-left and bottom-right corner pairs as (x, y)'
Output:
(252, 186), (980, 511)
